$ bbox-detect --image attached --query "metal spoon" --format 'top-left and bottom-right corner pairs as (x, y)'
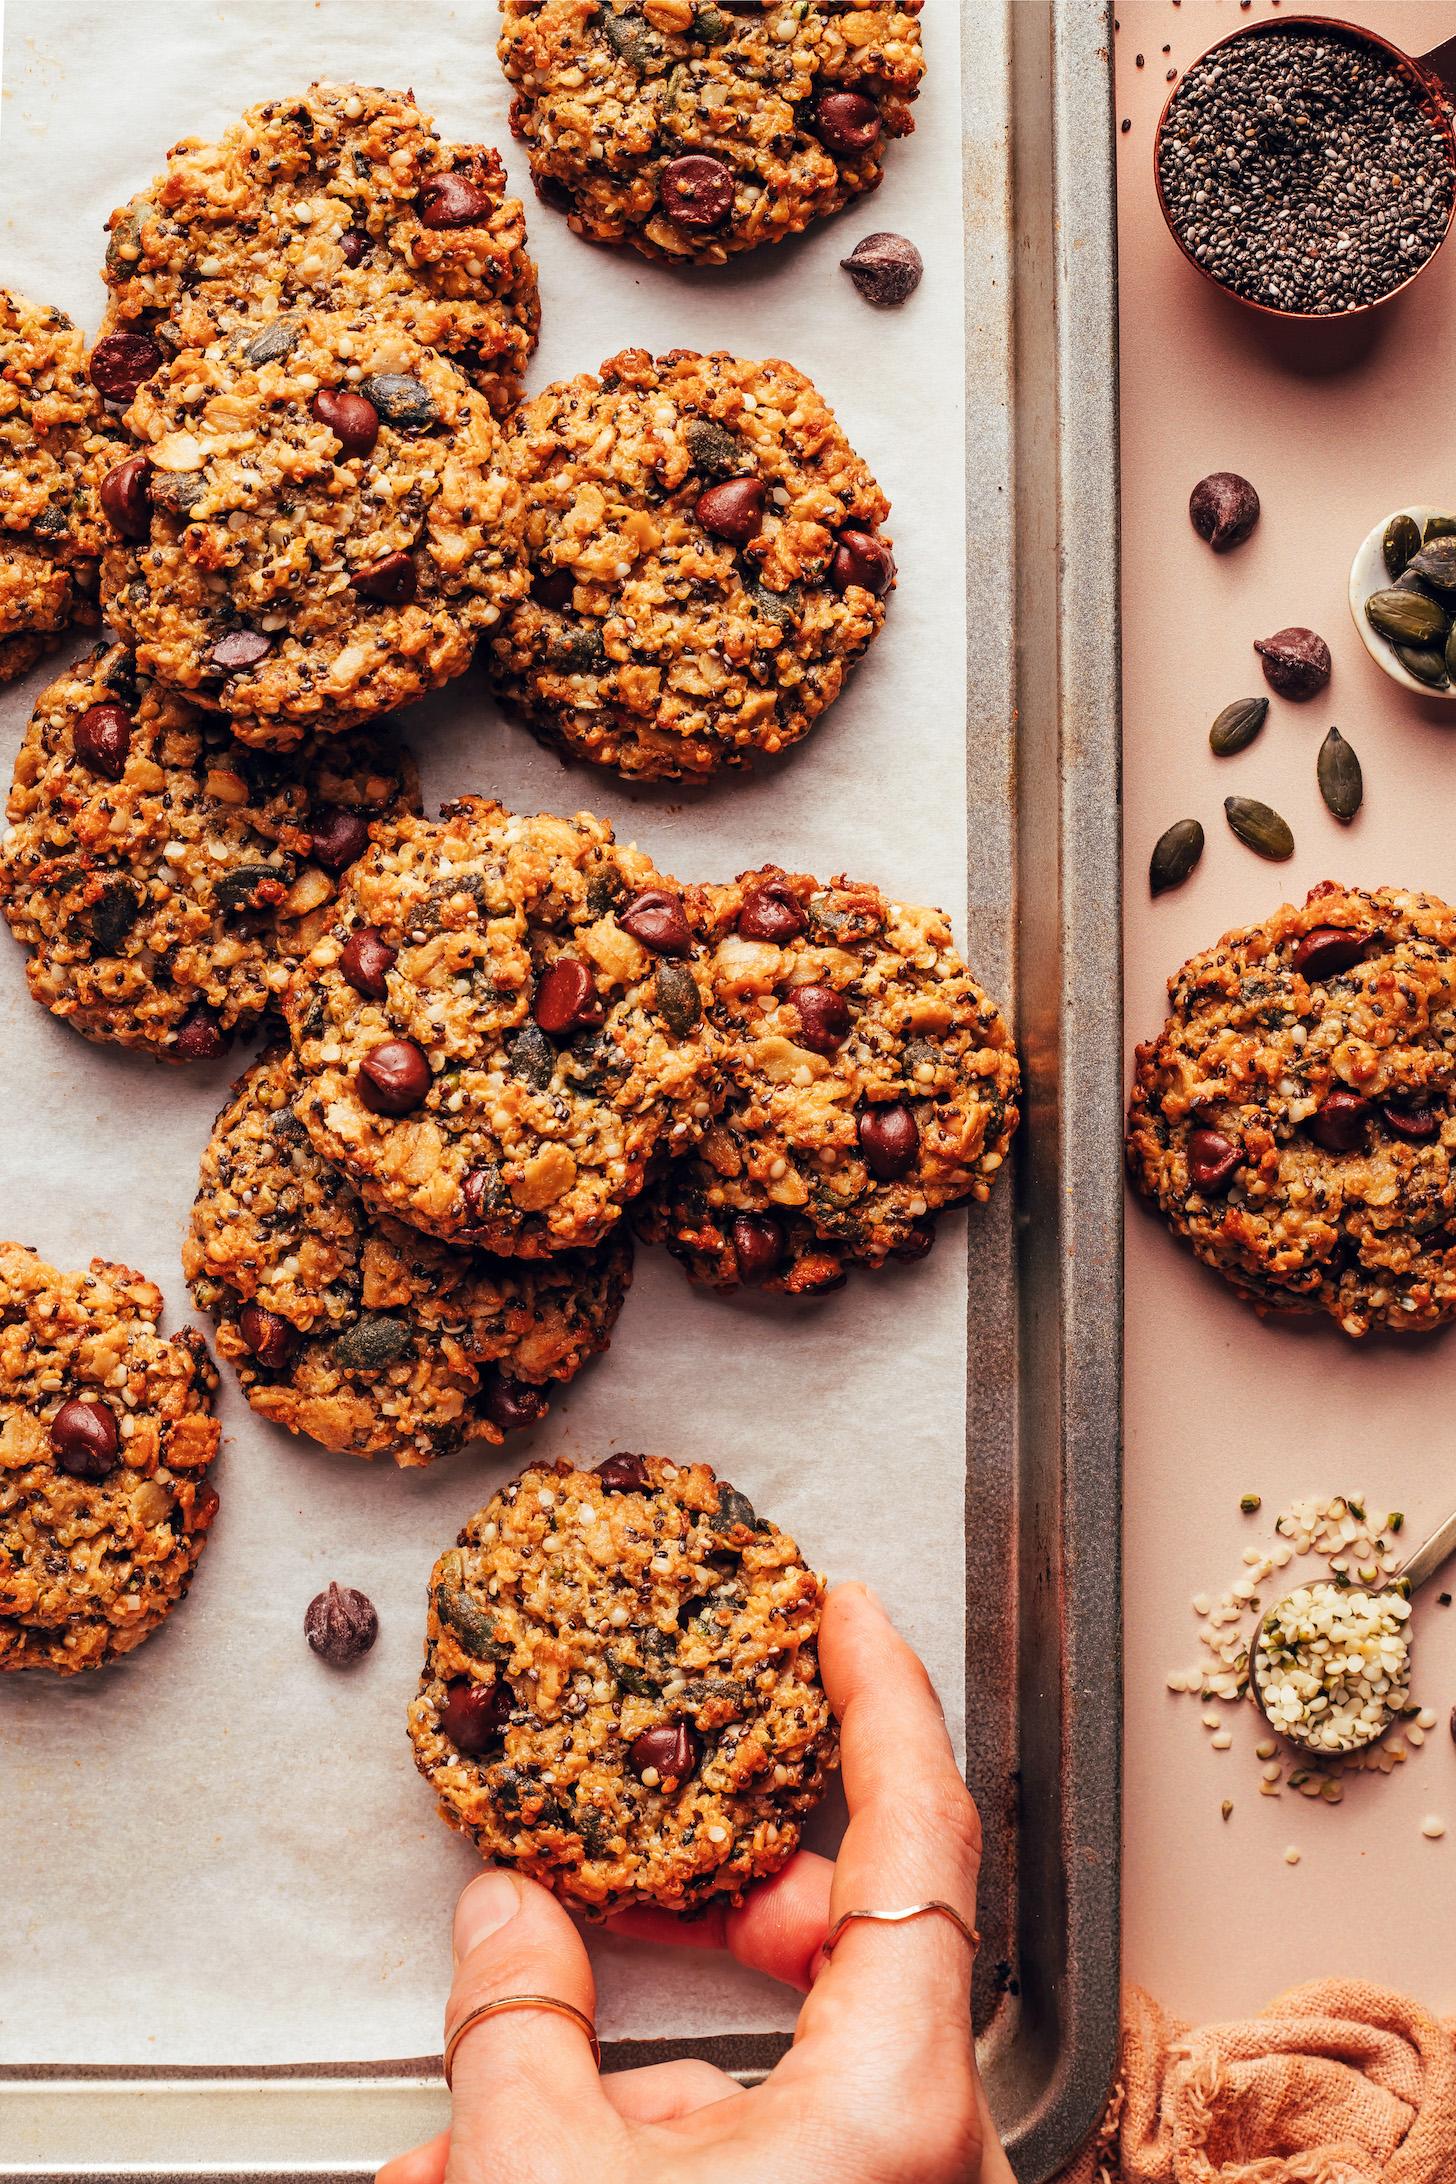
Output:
(1249, 1502), (1456, 1757)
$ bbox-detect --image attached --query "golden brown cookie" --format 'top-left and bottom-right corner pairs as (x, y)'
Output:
(489, 347), (893, 779)
(0, 1242), (220, 1675)
(0, 290), (105, 682)
(408, 1454), (836, 1913)
(1127, 882), (1456, 1335)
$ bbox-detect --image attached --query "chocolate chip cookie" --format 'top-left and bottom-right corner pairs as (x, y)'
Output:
(100, 81), (540, 419)
(641, 866), (1019, 1291)
(0, 1242), (220, 1674)
(0, 643), (417, 1060)
(408, 1453), (836, 1913)
(98, 308), (527, 746)
(1127, 882), (1456, 1336)
(186, 1051), (632, 1463)
(489, 348), (894, 780)
(0, 291), (104, 683)
(498, 1), (925, 264)
(285, 799), (719, 1254)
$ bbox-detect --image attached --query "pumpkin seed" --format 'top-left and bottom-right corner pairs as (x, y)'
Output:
(508, 1023), (554, 1089)
(1209, 696), (1269, 756)
(359, 373), (438, 432)
(1396, 642), (1451, 690)
(684, 417), (749, 477)
(654, 959), (701, 1034)
(1424, 512), (1456, 541)
(336, 1313), (411, 1371)
(1317, 726), (1362, 823)
(435, 1564), (502, 1660)
(91, 878), (140, 954)
(1149, 817), (1204, 896)
(242, 318), (298, 366)
(216, 862), (286, 915)
(1407, 539), (1456, 593)
(1383, 512), (1421, 580)
(1445, 626), (1456, 685)
(693, 2), (732, 41)
(603, 7), (661, 67)
(1365, 586), (1450, 647)
(1224, 796), (1293, 861)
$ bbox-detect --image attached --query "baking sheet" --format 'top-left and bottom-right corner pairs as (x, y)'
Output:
(0, 0), (976, 2069)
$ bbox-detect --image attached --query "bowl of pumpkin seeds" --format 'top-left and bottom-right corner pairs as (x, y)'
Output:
(1350, 505), (1456, 698)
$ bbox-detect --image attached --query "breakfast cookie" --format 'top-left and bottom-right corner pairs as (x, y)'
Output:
(488, 347), (893, 780)
(0, 291), (104, 683)
(98, 308), (527, 746)
(408, 1453), (836, 1913)
(285, 798), (719, 1254)
(641, 866), (1019, 1291)
(0, 642), (417, 1059)
(1126, 882), (1456, 1336)
(100, 81), (539, 418)
(498, 0), (925, 264)
(0, 1242), (220, 1675)
(186, 1051), (632, 1463)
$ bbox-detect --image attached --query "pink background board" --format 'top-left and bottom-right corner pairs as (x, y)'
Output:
(1116, 0), (1456, 2020)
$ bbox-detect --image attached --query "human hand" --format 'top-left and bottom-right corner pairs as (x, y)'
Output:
(379, 1582), (1012, 2184)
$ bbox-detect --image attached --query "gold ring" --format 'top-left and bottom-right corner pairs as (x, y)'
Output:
(443, 1994), (602, 2086)
(821, 1901), (981, 1959)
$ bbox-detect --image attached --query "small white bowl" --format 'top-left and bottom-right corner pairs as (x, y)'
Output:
(1349, 505), (1456, 700)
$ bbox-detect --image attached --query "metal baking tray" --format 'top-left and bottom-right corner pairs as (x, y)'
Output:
(0, 0), (1122, 2174)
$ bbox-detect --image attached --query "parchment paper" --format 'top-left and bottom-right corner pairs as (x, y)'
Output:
(0, 0), (970, 2065)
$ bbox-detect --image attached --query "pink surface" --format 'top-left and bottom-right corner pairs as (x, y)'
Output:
(1117, 0), (1456, 2021)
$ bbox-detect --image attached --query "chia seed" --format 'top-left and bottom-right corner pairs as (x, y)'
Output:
(1158, 24), (1455, 314)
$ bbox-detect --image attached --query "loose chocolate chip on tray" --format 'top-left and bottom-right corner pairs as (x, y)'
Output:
(304, 1583), (379, 1667)
(1254, 627), (1330, 700)
(1189, 472), (1259, 552)
(841, 232), (924, 307)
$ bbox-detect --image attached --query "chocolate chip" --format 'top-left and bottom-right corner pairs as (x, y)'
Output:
(694, 476), (765, 545)
(618, 888), (692, 955)
(304, 1581), (378, 1666)
(174, 1008), (226, 1062)
(1254, 627), (1331, 701)
(812, 89), (882, 157)
(357, 1039), (431, 1114)
(658, 153), (735, 230)
(829, 529), (896, 596)
(340, 227), (369, 266)
(1292, 926), (1367, 980)
(1187, 1129), (1239, 1193)
(858, 1102), (919, 1179)
(440, 1677), (512, 1755)
(841, 231), (923, 307)
(351, 551), (416, 603)
(50, 1397), (118, 1479)
(1189, 472), (1260, 553)
(239, 1302), (298, 1370)
(789, 983), (850, 1054)
(479, 1375), (549, 1434)
(596, 1451), (648, 1490)
(461, 1165), (503, 1227)
(208, 629), (273, 675)
(359, 373), (439, 433)
(100, 454), (152, 540)
(532, 565), (575, 609)
(340, 925), (395, 999)
(732, 1212), (783, 1284)
(737, 881), (807, 943)
(311, 388), (380, 459)
(308, 806), (370, 872)
(628, 1721), (700, 1784)
(419, 172), (493, 227)
(87, 330), (162, 402)
(72, 702), (132, 781)
(890, 1221), (936, 1262)
(534, 957), (604, 1036)
(1381, 1101), (1440, 1144)
(1307, 1090), (1370, 1153)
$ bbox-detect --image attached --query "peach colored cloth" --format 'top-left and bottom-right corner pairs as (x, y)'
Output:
(1056, 1983), (1456, 2183)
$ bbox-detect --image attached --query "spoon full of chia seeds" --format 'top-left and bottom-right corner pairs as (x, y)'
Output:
(1250, 1501), (1456, 1756)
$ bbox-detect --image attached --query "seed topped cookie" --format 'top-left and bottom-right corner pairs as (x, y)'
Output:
(642, 866), (1019, 1292)
(0, 290), (104, 683)
(99, 308), (526, 745)
(0, 643), (417, 1060)
(100, 82), (540, 418)
(286, 799), (719, 1254)
(186, 1051), (632, 1463)
(498, 1), (925, 264)
(408, 1454), (836, 1913)
(489, 348), (894, 780)
(1127, 883), (1456, 1336)
(0, 1242), (220, 1675)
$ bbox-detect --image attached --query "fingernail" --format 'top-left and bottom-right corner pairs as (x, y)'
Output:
(453, 1869), (521, 1964)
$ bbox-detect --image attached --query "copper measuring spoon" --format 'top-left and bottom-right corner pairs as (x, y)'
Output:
(1154, 13), (1456, 323)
